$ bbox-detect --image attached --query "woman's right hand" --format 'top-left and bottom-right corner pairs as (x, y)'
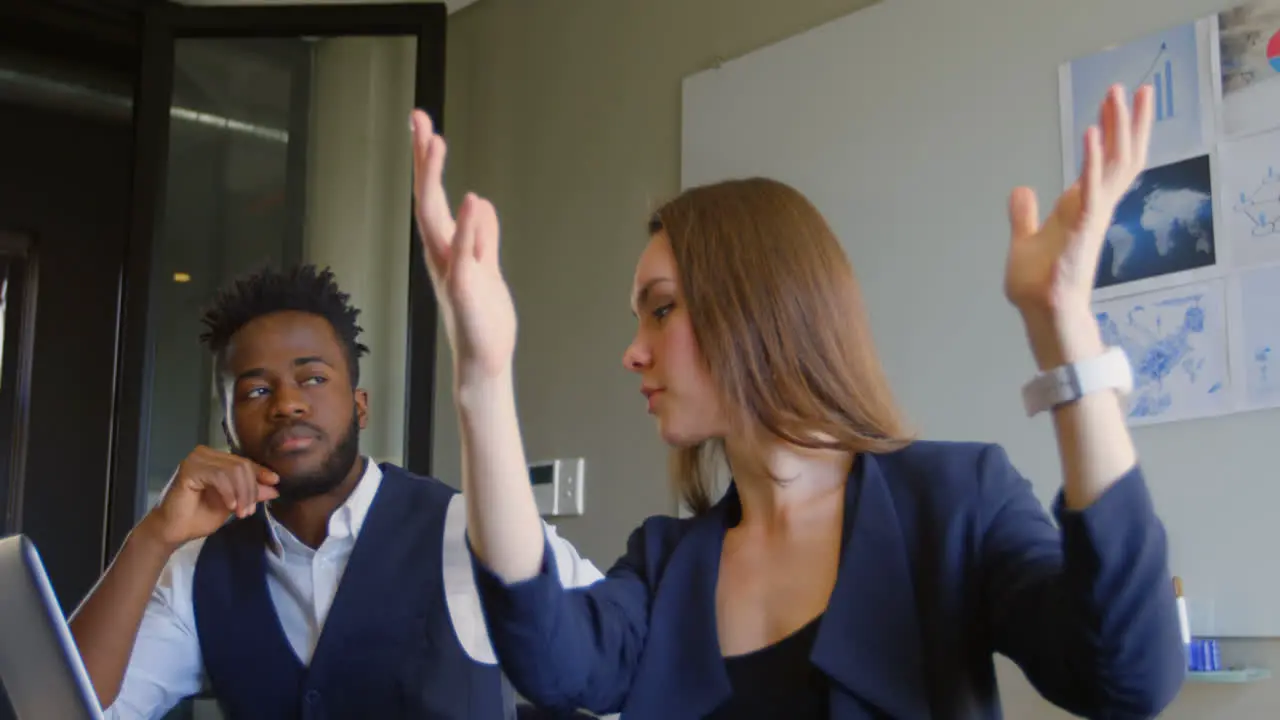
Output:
(410, 110), (517, 386)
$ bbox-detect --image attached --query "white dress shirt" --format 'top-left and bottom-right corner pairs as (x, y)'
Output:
(104, 460), (605, 720)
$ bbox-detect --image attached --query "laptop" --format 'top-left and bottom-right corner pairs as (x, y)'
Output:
(0, 534), (103, 719)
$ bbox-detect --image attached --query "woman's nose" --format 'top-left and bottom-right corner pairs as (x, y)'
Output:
(623, 337), (651, 372)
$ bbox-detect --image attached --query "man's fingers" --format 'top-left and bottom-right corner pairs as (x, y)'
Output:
(178, 447), (279, 519)
(213, 455), (260, 516)
(250, 462), (280, 509)
(199, 474), (238, 514)
(244, 459), (280, 486)
(232, 461), (257, 517)
(256, 484), (281, 503)
(236, 458), (279, 512)
(195, 465), (272, 517)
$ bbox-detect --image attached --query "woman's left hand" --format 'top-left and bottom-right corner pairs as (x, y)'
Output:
(1003, 83), (1155, 369)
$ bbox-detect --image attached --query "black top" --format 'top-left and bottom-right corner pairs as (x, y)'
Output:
(706, 615), (829, 719)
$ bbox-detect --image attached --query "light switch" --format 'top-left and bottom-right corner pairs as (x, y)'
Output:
(529, 458), (585, 517)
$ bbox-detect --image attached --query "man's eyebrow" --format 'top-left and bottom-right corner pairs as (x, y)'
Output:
(233, 356), (332, 383)
(235, 368), (266, 383)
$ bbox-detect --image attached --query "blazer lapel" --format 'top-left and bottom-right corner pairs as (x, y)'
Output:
(813, 453), (932, 719)
(624, 495), (733, 719)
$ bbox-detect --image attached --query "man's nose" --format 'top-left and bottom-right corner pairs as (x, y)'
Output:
(271, 384), (309, 417)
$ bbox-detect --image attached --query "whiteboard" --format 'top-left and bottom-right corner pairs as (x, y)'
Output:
(682, 0), (1280, 637)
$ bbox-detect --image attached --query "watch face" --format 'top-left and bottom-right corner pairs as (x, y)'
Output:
(1054, 367), (1081, 403)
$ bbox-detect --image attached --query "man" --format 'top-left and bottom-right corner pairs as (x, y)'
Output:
(69, 264), (603, 719)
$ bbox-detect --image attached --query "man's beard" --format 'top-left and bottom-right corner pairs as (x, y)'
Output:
(247, 413), (362, 504)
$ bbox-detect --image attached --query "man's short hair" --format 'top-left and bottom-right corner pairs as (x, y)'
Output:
(199, 264), (369, 390)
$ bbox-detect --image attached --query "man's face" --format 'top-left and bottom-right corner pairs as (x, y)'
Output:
(220, 310), (368, 501)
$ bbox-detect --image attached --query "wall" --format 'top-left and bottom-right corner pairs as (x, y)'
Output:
(435, 0), (879, 555)
(438, 0), (1280, 717)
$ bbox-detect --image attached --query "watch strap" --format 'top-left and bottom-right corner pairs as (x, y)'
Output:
(1021, 346), (1133, 417)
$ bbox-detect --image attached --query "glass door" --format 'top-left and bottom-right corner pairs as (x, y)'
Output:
(106, 3), (446, 566)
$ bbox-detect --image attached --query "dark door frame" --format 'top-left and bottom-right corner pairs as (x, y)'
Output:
(105, 1), (446, 564)
(0, 230), (38, 538)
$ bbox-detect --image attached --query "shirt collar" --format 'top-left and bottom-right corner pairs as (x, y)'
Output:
(263, 458), (383, 556)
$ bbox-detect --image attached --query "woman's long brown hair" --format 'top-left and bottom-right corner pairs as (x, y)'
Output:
(650, 177), (913, 514)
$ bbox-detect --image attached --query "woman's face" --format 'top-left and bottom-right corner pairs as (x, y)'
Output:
(623, 233), (729, 446)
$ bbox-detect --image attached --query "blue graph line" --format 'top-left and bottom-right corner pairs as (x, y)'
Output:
(1140, 43), (1175, 122)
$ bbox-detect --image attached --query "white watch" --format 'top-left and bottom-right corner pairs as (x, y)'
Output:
(1021, 346), (1133, 417)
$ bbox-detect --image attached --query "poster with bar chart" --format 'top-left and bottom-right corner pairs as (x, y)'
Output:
(1058, 20), (1213, 185)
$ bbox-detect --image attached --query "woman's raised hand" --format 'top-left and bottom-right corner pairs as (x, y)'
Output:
(1004, 84), (1154, 368)
(410, 110), (517, 385)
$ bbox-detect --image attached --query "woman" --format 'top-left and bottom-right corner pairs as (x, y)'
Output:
(409, 84), (1185, 719)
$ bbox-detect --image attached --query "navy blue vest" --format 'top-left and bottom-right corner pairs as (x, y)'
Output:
(191, 463), (510, 719)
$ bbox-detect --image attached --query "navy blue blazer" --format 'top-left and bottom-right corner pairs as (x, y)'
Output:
(472, 441), (1186, 719)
